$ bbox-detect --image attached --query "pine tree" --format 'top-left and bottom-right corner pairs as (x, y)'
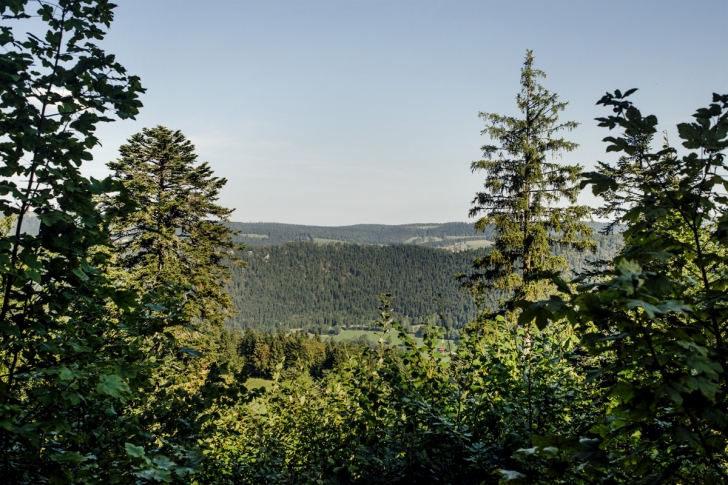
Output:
(465, 50), (593, 309)
(106, 126), (241, 349)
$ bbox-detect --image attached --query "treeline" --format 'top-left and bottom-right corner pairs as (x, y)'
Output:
(228, 221), (496, 246)
(226, 237), (620, 333)
(233, 328), (365, 379)
(203, 60), (728, 484)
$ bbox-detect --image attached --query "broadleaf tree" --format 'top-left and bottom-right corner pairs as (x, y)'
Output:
(0, 1), (240, 482)
(0, 0), (186, 482)
(516, 92), (728, 482)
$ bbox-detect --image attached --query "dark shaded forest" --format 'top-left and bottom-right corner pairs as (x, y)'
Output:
(226, 234), (622, 334)
(227, 243), (488, 332)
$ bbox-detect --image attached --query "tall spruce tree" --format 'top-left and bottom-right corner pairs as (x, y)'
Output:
(465, 50), (593, 309)
(106, 126), (240, 354)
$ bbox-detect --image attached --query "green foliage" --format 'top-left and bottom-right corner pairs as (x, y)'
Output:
(517, 92), (728, 482)
(203, 296), (598, 484)
(102, 126), (255, 481)
(465, 50), (593, 307)
(0, 0), (163, 481)
(0, 3), (249, 482)
(4, 7), (717, 483)
(228, 240), (618, 334)
(237, 327), (360, 379)
(106, 125), (241, 330)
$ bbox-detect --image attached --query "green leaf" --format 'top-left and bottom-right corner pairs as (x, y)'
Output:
(125, 443), (146, 458)
(498, 469), (526, 482)
(137, 468), (173, 483)
(687, 355), (722, 379)
(49, 451), (87, 465)
(178, 346), (204, 358)
(71, 267), (89, 281)
(626, 299), (659, 319)
(56, 365), (75, 381)
(685, 376), (719, 399)
(643, 274), (673, 294)
(152, 455), (175, 470)
(580, 171), (619, 194)
(615, 258), (642, 276)
(517, 301), (550, 329)
(96, 374), (130, 398)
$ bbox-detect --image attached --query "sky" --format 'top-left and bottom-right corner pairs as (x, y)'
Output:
(79, 0), (728, 226)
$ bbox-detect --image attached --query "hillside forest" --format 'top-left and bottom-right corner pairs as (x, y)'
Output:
(0, 2), (726, 485)
(226, 234), (621, 334)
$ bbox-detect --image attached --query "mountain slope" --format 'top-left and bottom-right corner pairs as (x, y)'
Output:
(227, 242), (491, 333)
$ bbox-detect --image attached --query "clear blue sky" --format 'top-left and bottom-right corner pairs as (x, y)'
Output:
(85, 0), (727, 225)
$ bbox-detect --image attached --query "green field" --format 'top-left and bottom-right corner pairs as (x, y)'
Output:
(333, 330), (454, 349)
(240, 233), (269, 238)
(404, 236), (444, 244)
(464, 239), (493, 248)
(444, 235), (486, 240)
(334, 329), (394, 343)
(313, 237), (348, 244)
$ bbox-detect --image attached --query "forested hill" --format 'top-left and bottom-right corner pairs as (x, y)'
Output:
(227, 242), (491, 333)
(14, 216), (620, 334)
(228, 221), (496, 248)
(226, 234), (621, 334)
(14, 217), (620, 334)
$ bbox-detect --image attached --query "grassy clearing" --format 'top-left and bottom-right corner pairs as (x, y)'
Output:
(334, 330), (388, 343)
(404, 236), (443, 244)
(444, 235), (486, 240)
(464, 239), (493, 249)
(240, 233), (269, 238)
(313, 238), (348, 244)
(333, 330), (455, 349)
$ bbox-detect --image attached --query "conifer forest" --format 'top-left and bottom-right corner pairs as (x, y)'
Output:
(0, 1), (725, 484)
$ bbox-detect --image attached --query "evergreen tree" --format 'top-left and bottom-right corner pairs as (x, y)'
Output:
(107, 126), (240, 333)
(465, 50), (593, 309)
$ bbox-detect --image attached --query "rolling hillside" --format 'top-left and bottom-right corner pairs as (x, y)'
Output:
(226, 232), (621, 334)
(228, 221), (496, 249)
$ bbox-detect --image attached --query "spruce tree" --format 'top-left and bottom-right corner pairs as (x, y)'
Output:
(465, 50), (593, 309)
(106, 126), (240, 349)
